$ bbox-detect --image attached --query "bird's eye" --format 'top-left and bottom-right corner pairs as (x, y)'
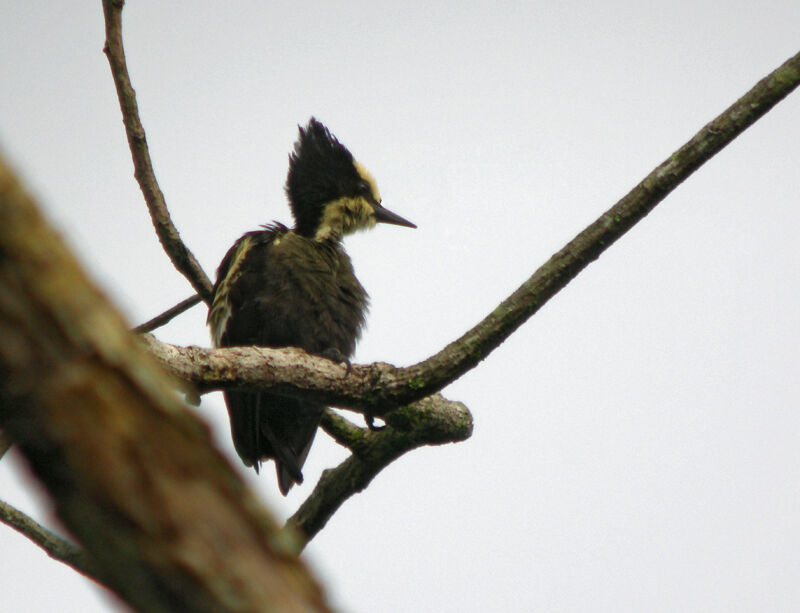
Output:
(357, 180), (370, 193)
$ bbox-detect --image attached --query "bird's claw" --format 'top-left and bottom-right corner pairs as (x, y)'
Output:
(320, 347), (352, 376)
(365, 414), (386, 431)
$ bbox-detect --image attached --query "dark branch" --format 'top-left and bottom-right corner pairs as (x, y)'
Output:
(0, 499), (104, 585)
(101, 0), (214, 304)
(396, 49), (800, 401)
(133, 294), (203, 334)
(285, 395), (473, 551)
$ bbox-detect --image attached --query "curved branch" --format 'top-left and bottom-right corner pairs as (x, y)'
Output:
(286, 395), (473, 551)
(101, 0), (214, 303)
(0, 499), (104, 584)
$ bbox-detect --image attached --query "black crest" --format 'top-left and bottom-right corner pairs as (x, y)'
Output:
(285, 118), (362, 236)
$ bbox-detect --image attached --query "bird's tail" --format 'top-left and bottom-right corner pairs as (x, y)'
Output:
(263, 394), (323, 495)
(224, 389), (323, 495)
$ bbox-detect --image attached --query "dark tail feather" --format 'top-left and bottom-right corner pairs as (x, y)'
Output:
(263, 395), (324, 495)
(275, 414), (318, 495)
(224, 389), (323, 495)
(223, 389), (262, 469)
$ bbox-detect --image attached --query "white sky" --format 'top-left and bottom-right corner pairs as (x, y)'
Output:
(2, 2), (800, 612)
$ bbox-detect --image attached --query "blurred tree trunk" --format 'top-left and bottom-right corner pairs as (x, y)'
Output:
(0, 156), (334, 612)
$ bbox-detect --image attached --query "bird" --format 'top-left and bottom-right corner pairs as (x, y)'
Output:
(208, 118), (416, 494)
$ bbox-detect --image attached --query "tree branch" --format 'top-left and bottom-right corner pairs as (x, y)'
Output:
(141, 334), (403, 412)
(133, 293), (202, 334)
(101, 0), (214, 304)
(319, 410), (368, 451)
(286, 395), (473, 551)
(0, 152), (333, 612)
(141, 335), (474, 547)
(143, 51), (800, 413)
(140, 335), (469, 422)
(397, 50), (800, 400)
(0, 499), (104, 584)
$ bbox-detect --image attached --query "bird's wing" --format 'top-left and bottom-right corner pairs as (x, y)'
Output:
(210, 225), (323, 493)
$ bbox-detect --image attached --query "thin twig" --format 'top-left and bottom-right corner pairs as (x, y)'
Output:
(101, 0), (214, 304)
(0, 499), (104, 584)
(133, 294), (202, 334)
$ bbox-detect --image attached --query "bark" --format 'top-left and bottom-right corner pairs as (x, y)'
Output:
(0, 154), (333, 612)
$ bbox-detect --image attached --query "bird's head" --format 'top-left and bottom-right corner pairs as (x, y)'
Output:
(286, 118), (416, 241)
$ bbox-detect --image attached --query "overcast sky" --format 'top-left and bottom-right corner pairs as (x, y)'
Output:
(2, 2), (800, 612)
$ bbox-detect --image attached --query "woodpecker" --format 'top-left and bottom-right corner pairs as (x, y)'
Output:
(208, 118), (415, 494)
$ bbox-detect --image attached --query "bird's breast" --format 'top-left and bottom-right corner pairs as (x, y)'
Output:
(254, 233), (369, 356)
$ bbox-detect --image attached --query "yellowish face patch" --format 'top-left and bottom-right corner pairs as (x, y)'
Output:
(314, 161), (382, 241)
(354, 161), (381, 204)
(314, 196), (377, 241)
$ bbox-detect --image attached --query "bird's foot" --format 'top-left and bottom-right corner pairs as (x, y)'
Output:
(320, 347), (352, 375)
(365, 414), (386, 431)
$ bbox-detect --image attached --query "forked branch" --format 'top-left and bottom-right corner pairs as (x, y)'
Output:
(287, 396), (473, 550)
